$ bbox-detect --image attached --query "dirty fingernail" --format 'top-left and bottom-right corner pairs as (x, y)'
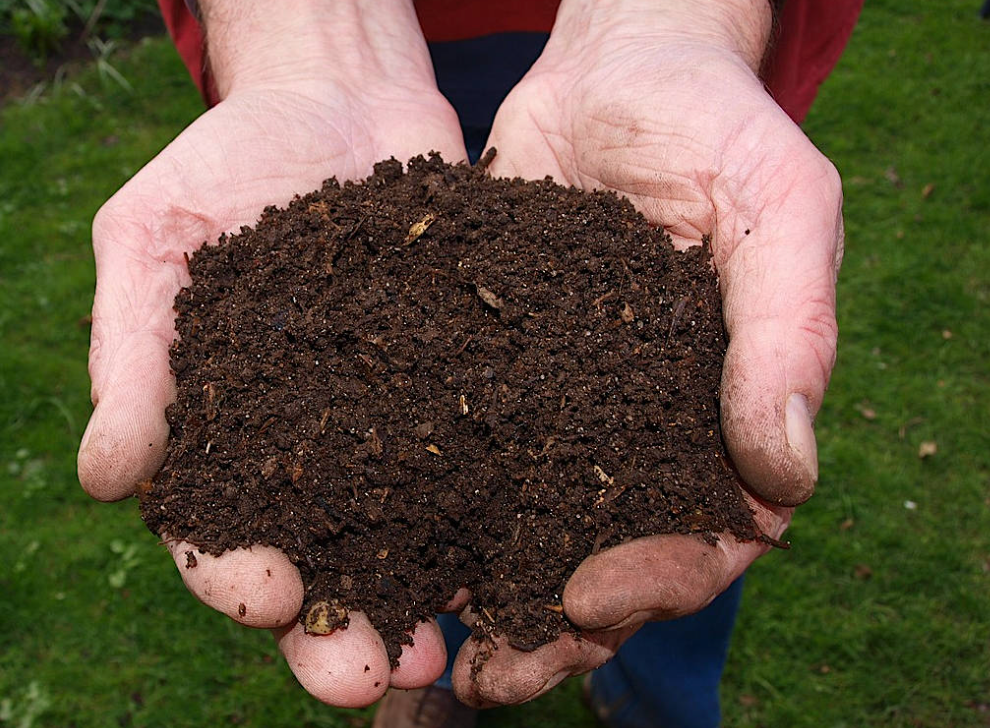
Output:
(785, 393), (818, 483)
(546, 669), (571, 690)
(532, 670), (571, 700)
(601, 609), (650, 633)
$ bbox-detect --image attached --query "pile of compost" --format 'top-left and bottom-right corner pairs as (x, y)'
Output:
(140, 152), (758, 666)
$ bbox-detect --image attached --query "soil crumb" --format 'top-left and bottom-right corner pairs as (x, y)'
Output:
(141, 152), (759, 666)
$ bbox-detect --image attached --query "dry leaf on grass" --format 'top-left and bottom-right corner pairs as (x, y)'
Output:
(855, 402), (877, 420)
(854, 564), (874, 580)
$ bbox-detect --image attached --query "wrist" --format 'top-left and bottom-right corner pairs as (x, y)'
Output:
(549, 0), (773, 74)
(200, 0), (438, 100)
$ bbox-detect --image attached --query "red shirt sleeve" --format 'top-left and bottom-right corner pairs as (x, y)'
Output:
(764, 0), (864, 121)
(157, 0), (862, 123)
(157, 0), (216, 106)
(414, 0), (558, 40)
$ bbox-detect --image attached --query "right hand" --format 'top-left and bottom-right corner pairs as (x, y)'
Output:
(77, 0), (468, 707)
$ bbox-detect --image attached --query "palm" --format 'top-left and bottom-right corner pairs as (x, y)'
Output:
(452, 43), (844, 706)
(88, 87), (464, 403)
(80, 85), (466, 706)
(491, 44), (826, 246)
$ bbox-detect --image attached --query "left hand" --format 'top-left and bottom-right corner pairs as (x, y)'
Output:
(451, 0), (844, 706)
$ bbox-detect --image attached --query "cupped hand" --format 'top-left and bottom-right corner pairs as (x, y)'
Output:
(452, 7), (843, 707)
(77, 53), (468, 706)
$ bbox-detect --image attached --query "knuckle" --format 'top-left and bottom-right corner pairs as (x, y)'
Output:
(651, 547), (725, 618)
(691, 547), (726, 606)
(816, 155), (843, 203)
(92, 194), (131, 254)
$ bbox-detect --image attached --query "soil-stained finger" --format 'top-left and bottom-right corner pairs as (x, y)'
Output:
(275, 612), (391, 708)
(77, 332), (174, 502)
(451, 628), (632, 707)
(563, 499), (790, 630)
(166, 539), (303, 628)
(716, 149), (842, 507)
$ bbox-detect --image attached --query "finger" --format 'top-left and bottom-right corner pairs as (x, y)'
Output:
(451, 626), (637, 708)
(166, 539), (303, 628)
(389, 619), (448, 689)
(715, 135), (844, 506)
(77, 198), (192, 501)
(76, 347), (172, 502)
(275, 612), (391, 708)
(563, 496), (791, 631)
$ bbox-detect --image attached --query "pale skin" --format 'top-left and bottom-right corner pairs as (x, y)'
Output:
(78, 0), (843, 709)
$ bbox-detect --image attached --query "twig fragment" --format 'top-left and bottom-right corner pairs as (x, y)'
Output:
(475, 147), (497, 173)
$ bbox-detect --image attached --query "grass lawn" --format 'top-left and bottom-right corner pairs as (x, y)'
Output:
(1, 1), (988, 726)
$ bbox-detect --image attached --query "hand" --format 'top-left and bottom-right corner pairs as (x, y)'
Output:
(452, 0), (843, 706)
(77, 0), (467, 707)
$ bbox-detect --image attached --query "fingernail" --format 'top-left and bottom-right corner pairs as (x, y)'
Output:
(602, 610), (649, 632)
(785, 394), (818, 483)
(527, 670), (570, 701)
(544, 670), (571, 692)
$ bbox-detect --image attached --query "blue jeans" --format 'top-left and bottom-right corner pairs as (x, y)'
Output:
(428, 33), (745, 728)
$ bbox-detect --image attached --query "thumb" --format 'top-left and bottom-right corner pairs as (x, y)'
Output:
(77, 200), (191, 501)
(716, 147), (844, 506)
